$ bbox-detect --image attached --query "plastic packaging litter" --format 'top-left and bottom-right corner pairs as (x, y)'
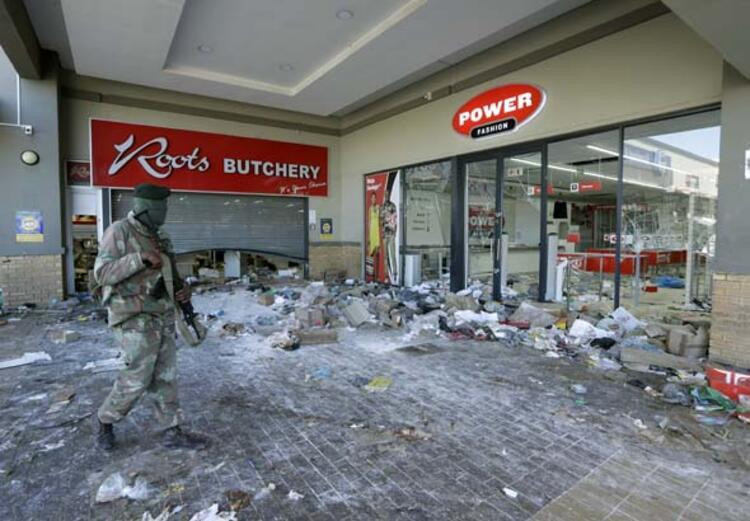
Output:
(661, 383), (691, 406)
(619, 337), (660, 351)
(587, 353), (622, 371)
(569, 320), (614, 344)
(655, 275), (685, 289)
(364, 376), (392, 392)
(692, 386), (737, 412)
(454, 310), (498, 325)
(611, 307), (645, 332)
(267, 330), (301, 351)
(509, 302), (556, 328)
(287, 490), (305, 501)
(189, 504), (237, 521)
(570, 384), (588, 395)
(253, 483), (276, 502)
(95, 472), (154, 503)
(309, 367), (332, 381)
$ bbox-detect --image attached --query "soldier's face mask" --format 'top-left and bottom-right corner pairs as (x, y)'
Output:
(133, 197), (168, 230)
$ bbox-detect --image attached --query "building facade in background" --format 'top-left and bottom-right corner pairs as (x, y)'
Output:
(1, 3), (750, 367)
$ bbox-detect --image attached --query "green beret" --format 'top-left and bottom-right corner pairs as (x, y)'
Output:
(134, 183), (171, 200)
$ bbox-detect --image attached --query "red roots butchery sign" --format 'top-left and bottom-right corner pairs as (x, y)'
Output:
(452, 84), (545, 139)
(90, 119), (328, 196)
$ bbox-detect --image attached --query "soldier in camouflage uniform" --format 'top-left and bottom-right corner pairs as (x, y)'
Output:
(93, 183), (206, 451)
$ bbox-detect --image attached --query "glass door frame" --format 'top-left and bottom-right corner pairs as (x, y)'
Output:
(458, 142), (548, 302)
(386, 103), (721, 308)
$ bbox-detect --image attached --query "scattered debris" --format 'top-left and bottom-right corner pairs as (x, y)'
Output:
(364, 376), (392, 392)
(83, 357), (125, 373)
(50, 329), (81, 344)
(661, 383), (691, 406)
(295, 328), (338, 345)
(268, 330), (301, 351)
(198, 267), (221, 280)
(0, 351), (51, 370)
(308, 366), (332, 381)
(257, 292), (275, 306)
(570, 384), (588, 395)
(46, 387), (76, 413)
(189, 503), (237, 521)
(225, 490), (251, 512)
(141, 508), (174, 521)
(220, 322), (246, 337)
(95, 472), (154, 503)
(343, 300), (371, 327)
(620, 347), (702, 372)
(296, 307), (327, 328)
(184, 274), (730, 432)
(503, 487), (518, 499)
(509, 302), (556, 328)
(287, 490), (305, 501)
(394, 426), (432, 441)
(667, 326), (708, 358)
(253, 482), (276, 502)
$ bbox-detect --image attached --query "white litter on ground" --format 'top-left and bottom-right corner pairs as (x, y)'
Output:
(188, 504), (237, 521)
(83, 358), (125, 373)
(503, 487), (519, 499)
(253, 482), (276, 502)
(192, 289), (278, 325)
(287, 490), (305, 501)
(0, 351), (51, 370)
(95, 472), (154, 503)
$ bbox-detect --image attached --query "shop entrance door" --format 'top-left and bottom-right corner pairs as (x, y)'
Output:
(462, 145), (545, 301)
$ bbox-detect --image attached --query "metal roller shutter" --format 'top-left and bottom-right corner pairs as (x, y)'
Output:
(111, 190), (307, 260)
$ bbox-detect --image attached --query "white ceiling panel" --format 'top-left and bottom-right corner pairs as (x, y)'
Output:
(27, 0), (591, 115)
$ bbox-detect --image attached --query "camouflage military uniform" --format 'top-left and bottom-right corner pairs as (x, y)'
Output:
(94, 211), (181, 428)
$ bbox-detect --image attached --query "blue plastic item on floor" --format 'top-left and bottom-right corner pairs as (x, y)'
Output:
(654, 275), (685, 289)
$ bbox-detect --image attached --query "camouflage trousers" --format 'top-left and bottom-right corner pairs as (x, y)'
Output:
(98, 312), (182, 428)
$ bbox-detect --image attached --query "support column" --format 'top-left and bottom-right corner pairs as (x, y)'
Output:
(711, 64), (750, 368)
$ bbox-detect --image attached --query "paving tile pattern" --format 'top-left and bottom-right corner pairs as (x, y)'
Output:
(532, 448), (749, 521)
(1, 311), (749, 520)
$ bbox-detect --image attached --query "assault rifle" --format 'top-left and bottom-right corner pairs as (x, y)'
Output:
(135, 213), (201, 338)
(159, 239), (201, 339)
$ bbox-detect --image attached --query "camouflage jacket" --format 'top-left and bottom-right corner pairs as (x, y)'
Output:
(94, 211), (175, 326)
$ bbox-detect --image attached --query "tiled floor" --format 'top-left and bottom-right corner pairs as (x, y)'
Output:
(1, 301), (749, 520)
(532, 448), (748, 521)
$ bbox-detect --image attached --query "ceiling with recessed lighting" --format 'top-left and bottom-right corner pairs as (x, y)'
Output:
(23, 0), (591, 116)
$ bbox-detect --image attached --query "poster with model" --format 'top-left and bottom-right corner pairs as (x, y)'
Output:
(365, 170), (401, 285)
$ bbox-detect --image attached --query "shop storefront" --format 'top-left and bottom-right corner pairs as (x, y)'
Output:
(356, 14), (722, 311)
(63, 118), (330, 290)
(364, 107), (720, 311)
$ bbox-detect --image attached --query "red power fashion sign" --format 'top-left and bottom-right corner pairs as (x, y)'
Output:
(90, 119), (328, 196)
(452, 84), (545, 139)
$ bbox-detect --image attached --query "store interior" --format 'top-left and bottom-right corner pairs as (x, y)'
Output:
(403, 110), (720, 313)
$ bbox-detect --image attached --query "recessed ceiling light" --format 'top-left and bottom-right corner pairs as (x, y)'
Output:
(278, 63), (294, 72)
(197, 44), (213, 53)
(336, 9), (354, 20)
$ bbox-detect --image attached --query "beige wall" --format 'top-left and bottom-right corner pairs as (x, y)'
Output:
(60, 98), (343, 243)
(58, 14), (724, 274)
(339, 14), (723, 242)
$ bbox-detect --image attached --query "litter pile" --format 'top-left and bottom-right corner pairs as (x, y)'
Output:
(189, 270), (748, 429)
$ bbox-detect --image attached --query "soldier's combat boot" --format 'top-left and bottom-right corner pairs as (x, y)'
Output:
(96, 420), (115, 451)
(162, 426), (208, 450)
